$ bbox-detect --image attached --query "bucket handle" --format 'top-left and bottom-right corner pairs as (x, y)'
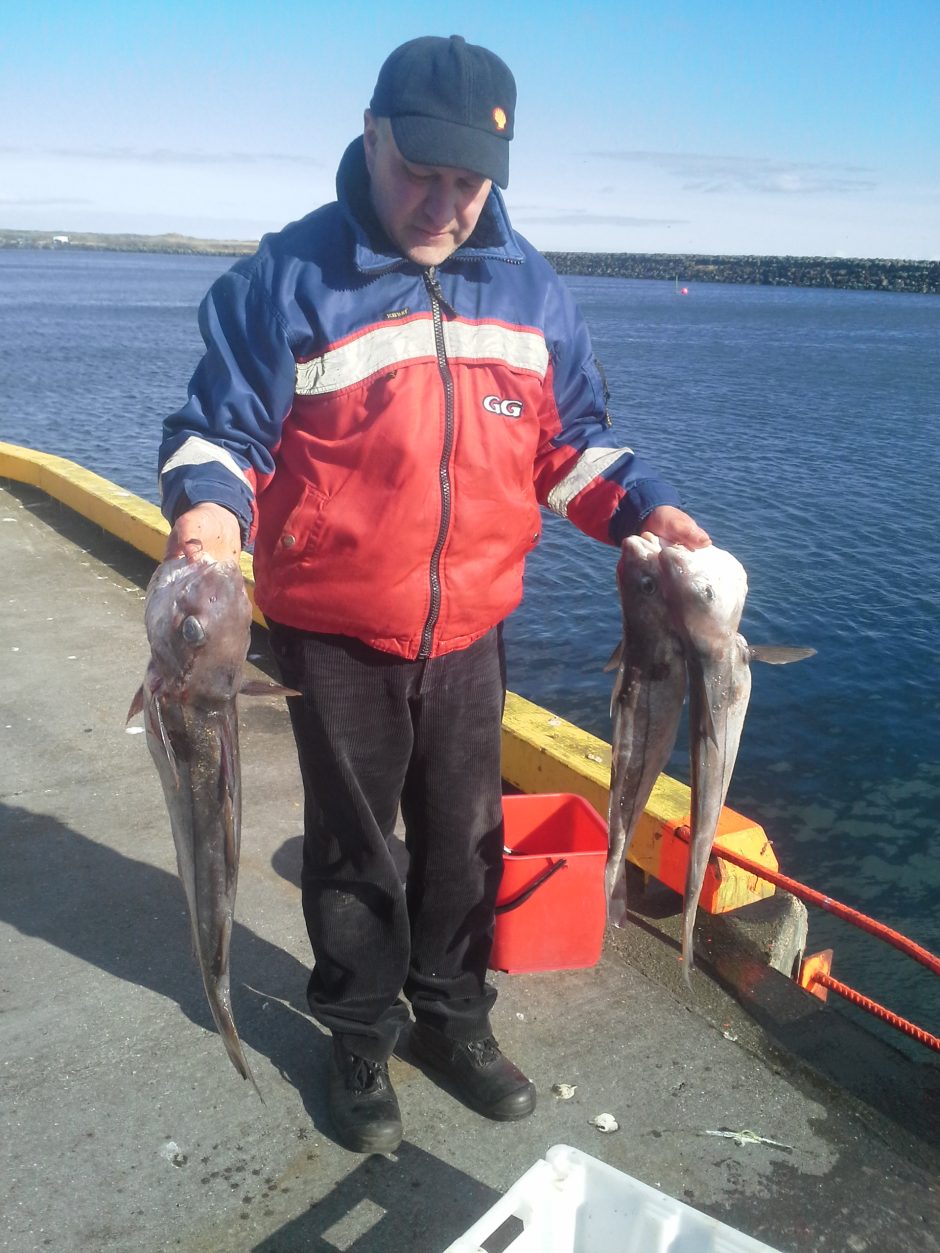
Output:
(494, 858), (568, 915)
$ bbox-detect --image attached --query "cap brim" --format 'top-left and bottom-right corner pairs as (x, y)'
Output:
(391, 115), (509, 189)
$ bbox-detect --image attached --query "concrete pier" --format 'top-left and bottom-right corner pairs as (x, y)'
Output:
(2, 478), (939, 1253)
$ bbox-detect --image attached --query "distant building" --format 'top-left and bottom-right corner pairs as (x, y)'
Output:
(52, 235), (70, 246)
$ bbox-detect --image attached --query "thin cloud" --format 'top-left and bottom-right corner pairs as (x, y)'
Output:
(593, 150), (877, 195)
(517, 210), (687, 228)
(0, 195), (90, 207)
(0, 144), (323, 168)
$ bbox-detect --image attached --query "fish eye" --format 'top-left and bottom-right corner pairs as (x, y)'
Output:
(639, 574), (657, 594)
(181, 615), (206, 646)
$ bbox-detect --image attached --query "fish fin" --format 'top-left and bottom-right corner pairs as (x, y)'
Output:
(603, 639), (624, 673)
(607, 640), (627, 719)
(126, 686), (144, 724)
(609, 669), (627, 721)
(748, 645), (817, 665)
(687, 659), (719, 747)
(239, 680), (301, 698)
(700, 703), (719, 748)
(149, 698), (180, 788)
(219, 724), (239, 856)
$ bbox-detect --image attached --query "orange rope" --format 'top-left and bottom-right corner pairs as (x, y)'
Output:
(707, 838), (940, 978)
(673, 825), (940, 1049)
(808, 971), (940, 1052)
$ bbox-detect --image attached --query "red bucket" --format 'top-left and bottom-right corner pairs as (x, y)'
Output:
(489, 793), (608, 974)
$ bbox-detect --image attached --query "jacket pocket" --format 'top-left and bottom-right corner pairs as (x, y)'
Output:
(269, 482), (330, 566)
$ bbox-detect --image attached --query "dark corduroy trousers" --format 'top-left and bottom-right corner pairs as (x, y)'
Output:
(268, 621), (506, 1062)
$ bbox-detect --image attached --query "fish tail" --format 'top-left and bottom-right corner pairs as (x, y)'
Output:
(224, 1033), (264, 1101)
(680, 909), (696, 987)
(605, 857), (630, 928)
(228, 1039), (264, 1102)
(206, 982), (264, 1100)
(681, 842), (712, 988)
(681, 799), (712, 989)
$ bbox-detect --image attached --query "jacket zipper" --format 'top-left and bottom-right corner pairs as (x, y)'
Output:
(418, 266), (454, 658)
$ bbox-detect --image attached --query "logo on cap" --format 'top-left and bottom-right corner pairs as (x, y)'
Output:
(492, 107), (508, 132)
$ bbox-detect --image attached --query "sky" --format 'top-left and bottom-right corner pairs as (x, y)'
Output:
(1, 0), (937, 259)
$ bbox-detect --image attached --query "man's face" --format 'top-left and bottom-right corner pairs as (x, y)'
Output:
(363, 112), (492, 267)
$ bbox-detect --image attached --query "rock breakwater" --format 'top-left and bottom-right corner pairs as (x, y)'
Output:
(2, 230), (936, 293)
(544, 251), (938, 294)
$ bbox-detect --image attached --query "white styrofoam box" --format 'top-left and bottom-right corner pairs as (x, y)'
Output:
(442, 1144), (783, 1253)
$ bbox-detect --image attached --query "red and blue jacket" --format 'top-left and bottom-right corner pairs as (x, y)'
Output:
(160, 139), (682, 659)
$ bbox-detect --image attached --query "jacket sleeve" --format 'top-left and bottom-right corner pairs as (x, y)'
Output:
(158, 260), (297, 541)
(531, 266), (682, 546)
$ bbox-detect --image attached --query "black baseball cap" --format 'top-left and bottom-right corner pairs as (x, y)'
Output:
(370, 35), (516, 188)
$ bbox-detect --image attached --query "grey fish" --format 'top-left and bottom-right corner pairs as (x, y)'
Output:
(605, 535), (687, 925)
(127, 555), (292, 1093)
(657, 543), (814, 983)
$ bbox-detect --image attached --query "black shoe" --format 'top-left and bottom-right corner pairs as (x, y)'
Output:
(328, 1038), (402, 1153)
(410, 1024), (536, 1121)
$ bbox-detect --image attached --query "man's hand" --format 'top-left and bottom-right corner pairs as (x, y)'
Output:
(165, 502), (242, 564)
(641, 505), (711, 550)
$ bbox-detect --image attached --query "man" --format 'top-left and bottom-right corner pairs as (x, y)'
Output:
(160, 35), (709, 1154)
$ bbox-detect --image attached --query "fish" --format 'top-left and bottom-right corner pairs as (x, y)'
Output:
(657, 543), (814, 983)
(605, 535), (687, 926)
(127, 554), (294, 1093)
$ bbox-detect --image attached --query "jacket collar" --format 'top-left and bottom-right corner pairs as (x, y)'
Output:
(335, 137), (524, 274)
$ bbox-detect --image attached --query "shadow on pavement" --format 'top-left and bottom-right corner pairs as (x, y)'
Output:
(251, 1140), (504, 1253)
(0, 801), (335, 1134)
(0, 800), (511, 1250)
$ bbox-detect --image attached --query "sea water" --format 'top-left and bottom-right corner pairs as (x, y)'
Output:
(1, 248), (937, 1044)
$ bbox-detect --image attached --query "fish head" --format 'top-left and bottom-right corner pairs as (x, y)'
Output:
(619, 536), (686, 656)
(659, 544), (748, 652)
(616, 534), (670, 629)
(621, 533), (666, 601)
(144, 556), (252, 704)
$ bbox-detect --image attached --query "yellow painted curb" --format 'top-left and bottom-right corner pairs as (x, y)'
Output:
(1, 441), (776, 913)
(0, 441), (264, 624)
(501, 690), (776, 912)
